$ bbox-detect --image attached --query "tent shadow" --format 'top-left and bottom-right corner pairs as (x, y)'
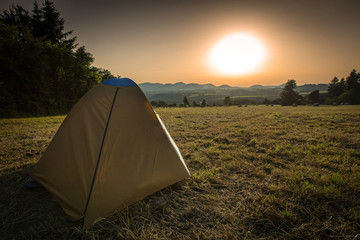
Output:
(0, 165), (82, 239)
(0, 164), (189, 238)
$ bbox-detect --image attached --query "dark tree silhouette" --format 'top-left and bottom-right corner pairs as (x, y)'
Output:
(0, 1), (113, 117)
(32, 0), (76, 48)
(328, 77), (345, 98)
(0, 5), (31, 26)
(158, 101), (167, 107)
(345, 69), (360, 91)
(224, 96), (231, 106)
(201, 99), (206, 107)
(183, 96), (189, 106)
(338, 69), (360, 104)
(263, 98), (270, 105)
(92, 67), (116, 81)
(308, 90), (320, 103)
(327, 69), (360, 104)
(280, 80), (299, 106)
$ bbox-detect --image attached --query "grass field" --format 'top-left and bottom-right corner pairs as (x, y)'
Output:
(1, 105), (359, 239)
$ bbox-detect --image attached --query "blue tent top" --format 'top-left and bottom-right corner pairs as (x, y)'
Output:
(101, 78), (137, 87)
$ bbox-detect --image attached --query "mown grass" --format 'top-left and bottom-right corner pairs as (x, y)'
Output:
(1, 105), (359, 239)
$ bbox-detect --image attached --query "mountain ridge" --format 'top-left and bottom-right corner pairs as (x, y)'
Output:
(139, 82), (328, 92)
(138, 82), (329, 105)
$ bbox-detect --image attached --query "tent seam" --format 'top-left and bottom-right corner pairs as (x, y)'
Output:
(82, 87), (119, 222)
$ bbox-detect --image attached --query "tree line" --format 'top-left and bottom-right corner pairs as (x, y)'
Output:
(175, 70), (359, 108)
(278, 69), (360, 106)
(152, 69), (360, 108)
(0, 1), (115, 117)
(151, 97), (207, 108)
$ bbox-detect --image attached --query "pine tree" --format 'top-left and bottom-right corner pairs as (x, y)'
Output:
(345, 69), (360, 91)
(338, 69), (360, 104)
(328, 77), (345, 98)
(32, 0), (76, 48)
(0, 5), (31, 26)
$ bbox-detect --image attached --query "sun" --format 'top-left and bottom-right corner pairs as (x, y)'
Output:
(207, 33), (267, 76)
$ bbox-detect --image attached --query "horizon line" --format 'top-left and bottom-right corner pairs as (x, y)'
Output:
(136, 81), (329, 88)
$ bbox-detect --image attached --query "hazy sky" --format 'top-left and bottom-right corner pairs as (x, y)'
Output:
(1, 0), (359, 86)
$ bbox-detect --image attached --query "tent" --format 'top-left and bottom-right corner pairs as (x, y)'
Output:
(30, 78), (191, 227)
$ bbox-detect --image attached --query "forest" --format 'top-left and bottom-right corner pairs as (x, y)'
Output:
(0, 1), (115, 117)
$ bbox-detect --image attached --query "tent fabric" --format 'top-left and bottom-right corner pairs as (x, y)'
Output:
(30, 78), (190, 227)
(102, 77), (137, 87)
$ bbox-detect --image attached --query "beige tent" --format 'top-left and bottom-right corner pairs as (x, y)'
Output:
(31, 78), (191, 228)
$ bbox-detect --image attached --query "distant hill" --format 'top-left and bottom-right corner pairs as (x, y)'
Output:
(139, 82), (219, 91)
(138, 82), (328, 105)
(297, 84), (328, 93)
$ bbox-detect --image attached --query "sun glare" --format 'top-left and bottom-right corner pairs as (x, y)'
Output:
(207, 33), (267, 76)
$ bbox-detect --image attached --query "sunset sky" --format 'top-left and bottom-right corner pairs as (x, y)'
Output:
(1, 0), (359, 86)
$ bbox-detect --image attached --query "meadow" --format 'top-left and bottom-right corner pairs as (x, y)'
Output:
(0, 105), (359, 239)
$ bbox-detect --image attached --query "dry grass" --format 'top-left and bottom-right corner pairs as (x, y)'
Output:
(1, 106), (359, 239)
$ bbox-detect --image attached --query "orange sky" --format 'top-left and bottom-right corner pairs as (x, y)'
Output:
(2, 0), (360, 86)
